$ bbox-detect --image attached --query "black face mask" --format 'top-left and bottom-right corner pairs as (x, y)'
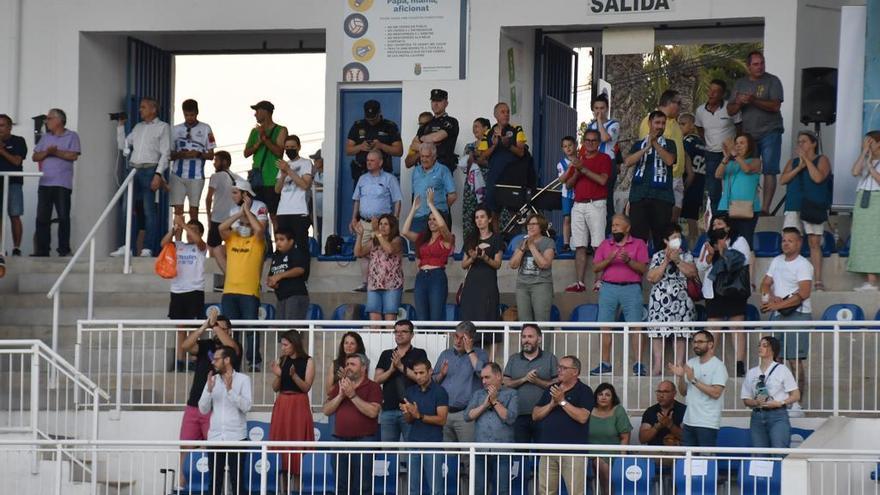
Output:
(612, 232), (625, 243)
(285, 149), (299, 160)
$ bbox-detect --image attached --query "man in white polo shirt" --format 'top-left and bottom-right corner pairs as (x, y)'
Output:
(696, 79), (742, 213)
(171, 99), (216, 222)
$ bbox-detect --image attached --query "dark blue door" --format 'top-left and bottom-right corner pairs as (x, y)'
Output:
(336, 89), (402, 236)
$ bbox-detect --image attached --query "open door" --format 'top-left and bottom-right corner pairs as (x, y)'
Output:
(118, 37), (173, 252)
(533, 32), (578, 234)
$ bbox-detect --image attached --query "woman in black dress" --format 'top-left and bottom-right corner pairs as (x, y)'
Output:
(459, 205), (503, 353)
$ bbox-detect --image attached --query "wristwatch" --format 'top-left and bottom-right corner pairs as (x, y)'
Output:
(559, 400), (568, 407)
(690, 378), (698, 386)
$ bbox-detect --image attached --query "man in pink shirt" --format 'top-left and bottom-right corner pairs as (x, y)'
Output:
(589, 214), (650, 376)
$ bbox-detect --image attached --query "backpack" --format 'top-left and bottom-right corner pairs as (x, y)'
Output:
(324, 234), (343, 256)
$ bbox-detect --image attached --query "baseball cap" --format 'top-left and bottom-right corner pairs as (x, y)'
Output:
(233, 179), (255, 196)
(430, 89), (448, 101)
(250, 100), (275, 112)
(364, 100), (381, 118)
(308, 149), (322, 160)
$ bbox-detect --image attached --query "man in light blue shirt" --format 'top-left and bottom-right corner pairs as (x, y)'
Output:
(467, 362), (518, 495)
(350, 150), (402, 235)
(433, 321), (488, 446)
(411, 142), (457, 233)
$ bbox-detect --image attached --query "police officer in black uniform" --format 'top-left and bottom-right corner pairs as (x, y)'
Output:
(404, 89), (460, 173)
(345, 100), (403, 181)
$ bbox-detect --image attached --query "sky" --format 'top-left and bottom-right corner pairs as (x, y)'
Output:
(172, 53), (326, 177)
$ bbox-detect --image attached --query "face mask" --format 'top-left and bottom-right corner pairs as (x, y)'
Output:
(612, 232), (625, 243)
(285, 149), (298, 160)
(668, 237), (682, 250)
(237, 225), (253, 238)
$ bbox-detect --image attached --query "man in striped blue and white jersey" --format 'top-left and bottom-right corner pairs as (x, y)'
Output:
(171, 99), (216, 221)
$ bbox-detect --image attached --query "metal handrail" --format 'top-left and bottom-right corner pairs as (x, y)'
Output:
(0, 171), (43, 255)
(44, 168), (136, 354)
(0, 339), (108, 400)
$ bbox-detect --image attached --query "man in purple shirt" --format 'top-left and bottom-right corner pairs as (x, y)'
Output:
(31, 108), (81, 257)
(590, 214), (650, 377)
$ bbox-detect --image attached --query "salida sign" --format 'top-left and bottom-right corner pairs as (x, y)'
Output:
(589, 0), (673, 13)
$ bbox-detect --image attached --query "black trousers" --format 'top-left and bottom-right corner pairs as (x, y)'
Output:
(277, 214), (311, 255)
(629, 198), (673, 249)
(210, 442), (245, 495)
(35, 186), (71, 255)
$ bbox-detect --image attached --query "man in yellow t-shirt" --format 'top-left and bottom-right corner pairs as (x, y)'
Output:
(220, 180), (266, 371)
(638, 90), (694, 222)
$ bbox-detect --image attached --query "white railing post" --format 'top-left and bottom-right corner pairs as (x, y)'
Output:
(73, 322), (82, 407)
(30, 344), (40, 475)
(684, 449), (692, 495)
(114, 323), (124, 418)
(622, 324), (630, 409)
(832, 324), (840, 416)
(51, 293), (59, 384)
(123, 178), (133, 274)
(55, 443), (63, 495)
(1, 174), (8, 255)
(503, 324), (510, 361)
(260, 444), (268, 495)
(468, 446), (476, 495)
(87, 239), (95, 320)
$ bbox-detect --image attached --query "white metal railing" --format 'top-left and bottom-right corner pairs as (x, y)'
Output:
(45, 168), (136, 357)
(0, 438), (877, 495)
(0, 171), (43, 255)
(74, 319), (880, 416)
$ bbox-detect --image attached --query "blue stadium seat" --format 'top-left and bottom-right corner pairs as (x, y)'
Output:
(555, 235), (575, 260)
(498, 303), (509, 317)
(800, 232), (835, 258)
(444, 304), (461, 322)
(308, 237), (321, 258)
(790, 427), (814, 447)
(306, 303), (324, 320)
(243, 451), (280, 494)
(399, 303), (417, 321)
(611, 457), (656, 495)
(181, 450), (212, 495)
(876, 309), (880, 321)
(246, 421), (270, 442)
(745, 304), (761, 322)
(674, 458), (718, 495)
(332, 303), (366, 321)
(299, 452), (335, 494)
(417, 454), (459, 495)
(510, 455), (536, 495)
(837, 237), (850, 257)
(402, 237), (416, 261)
(373, 453), (398, 495)
(550, 305), (561, 322)
(821, 304), (866, 322)
(717, 426), (751, 477)
(313, 422), (332, 441)
(753, 232), (782, 257)
(504, 234), (527, 260)
(739, 459), (781, 495)
(692, 233), (708, 258)
(317, 234), (357, 261)
(569, 303), (599, 323)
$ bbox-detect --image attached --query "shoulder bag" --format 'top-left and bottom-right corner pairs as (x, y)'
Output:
(727, 163), (754, 219)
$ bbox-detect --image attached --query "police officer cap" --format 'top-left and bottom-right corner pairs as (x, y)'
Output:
(364, 100), (381, 118)
(430, 89), (448, 101)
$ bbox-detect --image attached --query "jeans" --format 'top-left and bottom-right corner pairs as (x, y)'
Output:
(134, 166), (160, 254)
(35, 185), (72, 255)
(408, 451), (445, 495)
(221, 293), (262, 365)
(704, 151), (724, 213)
(749, 408), (791, 449)
(515, 281), (553, 321)
(331, 435), (375, 495)
(682, 424), (719, 447)
(475, 454), (511, 495)
(366, 288), (403, 316)
(414, 268), (448, 321)
(756, 131), (783, 175)
(380, 410), (411, 442)
(513, 415), (540, 444)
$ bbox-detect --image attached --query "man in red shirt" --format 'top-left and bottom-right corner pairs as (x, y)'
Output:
(563, 130), (611, 292)
(323, 353), (383, 494)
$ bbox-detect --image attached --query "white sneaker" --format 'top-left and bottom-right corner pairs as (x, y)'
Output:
(109, 246), (127, 257)
(139, 249), (153, 257)
(854, 282), (879, 292)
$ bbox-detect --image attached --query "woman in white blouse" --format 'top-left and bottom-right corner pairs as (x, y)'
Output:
(848, 131), (880, 291)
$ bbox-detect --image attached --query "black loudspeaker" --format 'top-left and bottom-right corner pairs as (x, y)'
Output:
(800, 67), (837, 125)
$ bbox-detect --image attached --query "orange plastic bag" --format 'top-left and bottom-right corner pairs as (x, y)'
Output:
(155, 242), (178, 279)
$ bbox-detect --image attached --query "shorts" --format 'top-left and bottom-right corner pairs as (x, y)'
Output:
(179, 405), (211, 441)
(365, 288), (403, 316)
(561, 196), (573, 215)
(681, 174), (706, 220)
(783, 211), (824, 236)
(256, 186), (280, 215)
(597, 282), (644, 323)
(757, 132), (783, 175)
(705, 294), (747, 319)
(0, 182), (23, 216)
(673, 177), (685, 208)
(570, 200), (606, 249)
(771, 311), (811, 360)
(168, 290), (206, 319)
(169, 175), (205, 206)
(207, 221), (222, 248)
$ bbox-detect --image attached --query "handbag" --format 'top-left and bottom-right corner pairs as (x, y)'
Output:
(799, 169), (828, 224)
(714, 265), (751, 299)
(725, 165), (754, 219)
(456, 265), (471, 305)
(154, 242), (178, 279)
(686, 277), (704, 302)
(248, 126), (281, 190)
(860, 190), (871, 209)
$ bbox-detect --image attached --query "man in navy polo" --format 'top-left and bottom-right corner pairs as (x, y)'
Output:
(403, 357), (449, 495)
(532, 355), (594, 495)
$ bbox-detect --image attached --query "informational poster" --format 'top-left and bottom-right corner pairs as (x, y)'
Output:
(340, 0), (467, 82)
(499, 34), (525, 117)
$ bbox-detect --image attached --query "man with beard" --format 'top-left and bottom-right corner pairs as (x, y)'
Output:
(323, 353), (382, 495)
(374, 319), (428, 442)
(219, 180), (266, 372)
(668, 330), (728, 447)
(502, 324), (558, 443)
(244, 100), (287, 228)
(624, 110), (676, 249)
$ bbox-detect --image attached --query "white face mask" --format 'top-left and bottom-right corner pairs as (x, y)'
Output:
(668, 237), (682, 250)
(237, 225), (253, 238)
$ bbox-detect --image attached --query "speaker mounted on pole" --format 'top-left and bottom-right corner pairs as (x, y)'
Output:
(800, 67), (837, 125)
